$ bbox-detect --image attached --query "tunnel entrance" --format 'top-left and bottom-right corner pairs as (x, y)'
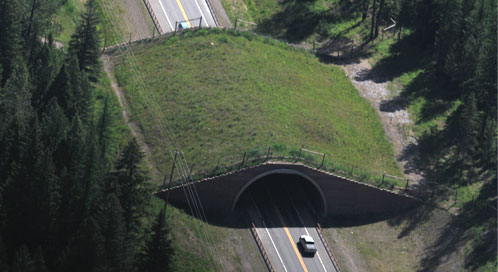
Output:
(233, 171), (326, 215)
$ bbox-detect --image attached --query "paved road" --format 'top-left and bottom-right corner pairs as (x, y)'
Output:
(246, 185), (339, 272)
(148, 0), (217, 33)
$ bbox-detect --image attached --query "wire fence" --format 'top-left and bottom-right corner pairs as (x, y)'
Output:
(164, 144), (409, 195)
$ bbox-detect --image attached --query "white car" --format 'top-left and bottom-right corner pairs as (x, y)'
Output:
(299, 235), (317, 256)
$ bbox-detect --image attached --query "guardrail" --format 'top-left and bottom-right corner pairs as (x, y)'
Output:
(203, 0), (219, 27)
(143, 0), (164, 35)
(316, 223), (342, 272)
(250, 222), (275, 272)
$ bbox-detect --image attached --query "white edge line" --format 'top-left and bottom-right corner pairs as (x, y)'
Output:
(250, 195), (288, 272)
(192, 0), (209, 27)
(158, 0), (174, 31)
(288, 191), (329, 272)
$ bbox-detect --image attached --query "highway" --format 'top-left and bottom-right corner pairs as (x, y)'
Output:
(147, 0), (217, 33)
(245, 181), (339, 272)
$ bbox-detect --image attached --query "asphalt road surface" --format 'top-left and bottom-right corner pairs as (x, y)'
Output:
(148, 0), (217, 33)
(246, 184), (339, 272)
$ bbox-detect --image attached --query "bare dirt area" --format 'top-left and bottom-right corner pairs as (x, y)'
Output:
(340, 59), (424, 188)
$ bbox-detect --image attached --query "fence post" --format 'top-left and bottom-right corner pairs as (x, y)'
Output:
(187, 164), (194, 181)
(152, 26), (155, 38)
(199, 16), (203, 28)
(175, 21), (178, 32)
(240, 152), (246, 169)
(319, 154), (326, 168)
(266, 146), (271, 161)
(298, 147), (302, 161)
(380, 172), (385, 187)
(405, 178), (409, 189)
(129, 33), (132, 44)
(213, 158), (220, 174)
(235, 18), (238, 30)
(164, 151), (178, 212)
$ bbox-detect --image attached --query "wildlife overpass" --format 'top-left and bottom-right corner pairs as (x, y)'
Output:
(157, 161), (419, 217)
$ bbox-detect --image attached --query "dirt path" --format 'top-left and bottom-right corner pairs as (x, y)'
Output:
(340, 59), (424, 187)
(103, 56), (160, 180)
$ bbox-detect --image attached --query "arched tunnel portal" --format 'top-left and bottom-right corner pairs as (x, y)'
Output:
(232, 169), (327, 215)
(158, 162), (420, 218)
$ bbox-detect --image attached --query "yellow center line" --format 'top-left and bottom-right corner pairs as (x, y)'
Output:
(175, 0), (191, 28)
(272, 202), (309, 272)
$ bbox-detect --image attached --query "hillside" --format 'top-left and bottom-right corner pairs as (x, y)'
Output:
(109, 29), (402, 182)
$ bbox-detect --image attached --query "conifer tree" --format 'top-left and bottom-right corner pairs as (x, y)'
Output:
(97, 95), (116, 162)
(457, 92), (479, 178)
(11, 245), (35, 272)
(0, 0), (22, 87)
(66, 215), (105, 272)
(113, 139), (150, 233)
(68, 0), (101, 82)
(102, 193), (130, 272)
(140, 208), (173, 272)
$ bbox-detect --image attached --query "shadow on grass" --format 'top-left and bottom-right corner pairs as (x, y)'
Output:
(256, 0), (360, 43)
(385, 120), (497, 270)
(416, 181), (497, 271)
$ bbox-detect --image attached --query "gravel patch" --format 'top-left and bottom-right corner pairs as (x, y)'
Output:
(340, 59), (424, 187)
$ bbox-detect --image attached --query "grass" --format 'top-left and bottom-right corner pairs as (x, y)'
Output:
(54, 0), (85, 44)
(112, 29), (402, 185)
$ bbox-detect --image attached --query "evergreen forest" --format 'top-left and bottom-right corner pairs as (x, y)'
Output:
(0, 0), (172, 271)
(0, 0), (496, 271)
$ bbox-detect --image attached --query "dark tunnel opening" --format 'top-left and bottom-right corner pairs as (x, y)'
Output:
(234, 173), (326, 217)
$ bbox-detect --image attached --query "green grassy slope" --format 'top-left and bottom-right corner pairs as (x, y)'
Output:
(112, 29), (401, 181)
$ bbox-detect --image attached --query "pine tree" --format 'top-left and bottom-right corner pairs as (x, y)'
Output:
(0, 0), (22, 87)
(11, 245), (35, 272)
(68, 0), (101, 82)
(66, 215), (105, 272)
(102, 193), (130, 272)
(20, 0), (59, 63)
(96, 95), (116, 162)
(40, 100), (70, 153)
(457, 92), (479, 178)
(0, 64), (33, 189)
(31, 40), (59, 112)
(113, 139), (150, 233)
(140, 208), (173, 272)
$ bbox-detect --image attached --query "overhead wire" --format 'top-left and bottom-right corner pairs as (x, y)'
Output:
(97, 1), (224, 270)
